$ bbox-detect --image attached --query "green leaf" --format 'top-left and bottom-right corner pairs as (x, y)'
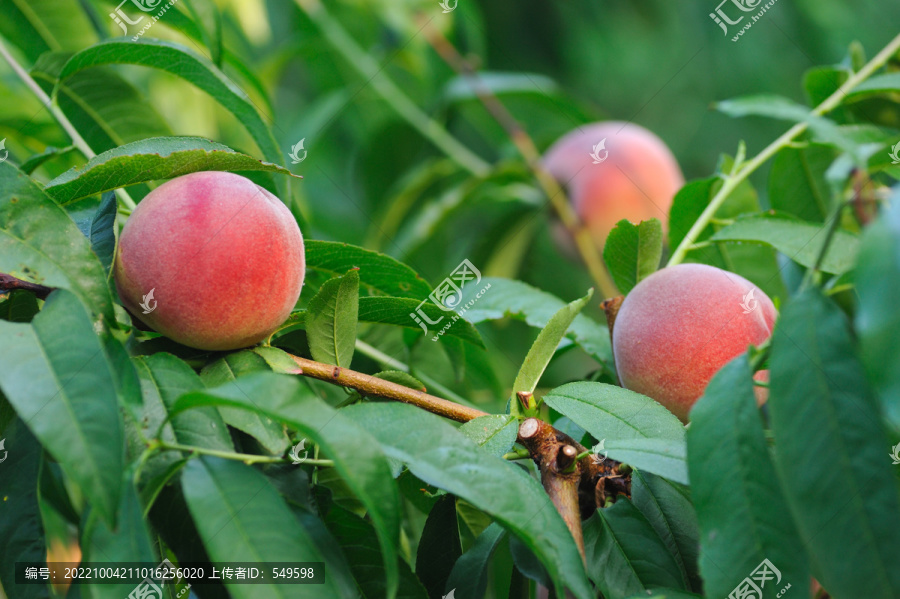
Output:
(769, 289), (900, 598)
(305, 240), (432, 298)
(58, 40), (281, 165)
(845, 72), (900, 99)
(181, 457), (350, 598)
(305, 271), (360, 367)
(458, 278), (611, 364)
(90, 192), (117, 275)
(0, 162), (114, 323)
(0, 290), (123, 526)
(603, 219), (663, 294)
(512, 289), (593, 414)
(459, 414), (518, 457)
(31, 52), (171, 157)
(0, 419), (49, 599)
(631, 471), (701, 593)
(443, 71), (559, 102)
(359, 296), (485, 347)
(0, 290), (39, 323)
(199, 351), (291, 455)
(416, 495), (462, 599)
(710, 213), (859, 274)
(855, 193), (900, 434)
(583, 499), (687, 599)
(715, 94), (812, 121)
(0, 0), (96, 62)
(172, 374), (401, 598)
(344, 403), (594, 599)
(767, 144), (833, 222)
(445, 523), (507, 599)
(45, 137), (294, 205)
(686, 355), (807, 598)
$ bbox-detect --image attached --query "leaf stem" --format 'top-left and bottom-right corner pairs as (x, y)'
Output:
(667, 31), (900, 266)
(0, 37), (137, 210)
(157, 439), (334, 466)
(420, 21), (619, 299)
(292, 0), (490, 177)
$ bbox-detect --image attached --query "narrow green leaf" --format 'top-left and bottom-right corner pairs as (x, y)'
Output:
(58, 40), (281, 165)
(512, 289), (593, 414)
(0, 419), (49, 599)
(0, 0), (96, 62)
(767, 145), (833, 222)
(0, 290), (123, 526)
(845, 72), (900, 99)
(584, 499), (687, 599)
(416, 495), (462, 599)
(445, 523), (507, 599)
(45, 137), (294, 205)
(90, 192), (117, 275)
(306, 271), (360, 367)
(181, 457), (348, 598)
(710, 213), (859, 274)
(603, 219), (664, 294)
(458, 278), (611, 364)
(687, 356), (807, 598)
(855, 193), (900, 434)
(715, 95), (811, 121)
(172, 374), (401, 598)
(344, 403), (594, 599)
(459, 414), (518, 457)
(305, 240), (432, 299)
(769, 289), (900, 598)
(0, 162), (114, 322)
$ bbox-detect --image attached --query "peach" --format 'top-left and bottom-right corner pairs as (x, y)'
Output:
(612, 264), (776, 421)
(114, 171), (305, 351)
(542, 121), (684, 247)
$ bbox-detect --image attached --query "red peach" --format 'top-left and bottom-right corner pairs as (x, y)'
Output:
(543, 121), (684, 247)
(114, 171), (305, 351)
(612, 264), (776, 421)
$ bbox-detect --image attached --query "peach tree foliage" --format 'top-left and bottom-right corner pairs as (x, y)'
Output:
(0, 4), (899, 599)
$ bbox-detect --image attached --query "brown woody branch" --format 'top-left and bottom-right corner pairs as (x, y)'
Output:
(0, 273), (55, 300)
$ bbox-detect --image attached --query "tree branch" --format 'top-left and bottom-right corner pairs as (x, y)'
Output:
(0, 273), (55, 300)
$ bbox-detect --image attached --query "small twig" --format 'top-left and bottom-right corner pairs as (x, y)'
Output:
(0, 273), (55, 300)
(420, 21), (619, 300)
(668, 31), (900, 267)
(157, 440), (333, 466)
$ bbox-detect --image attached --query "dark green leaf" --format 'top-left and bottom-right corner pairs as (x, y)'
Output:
(172, 374), (401, 598)
(58, 40), (281, 165)
(305, 240), (432, 299)
(181, 457), (349, 598)
(45, 137), (294, 205)
(855, 193), (900, 434)
(0, 290), (123, 526)
(687, 356), (807, 598)
(344, 403), (593, 599)
(0, 162), (114, 322)
(445, 523), (507, 599)
(306, 271), (360, 367)
(0, 290), (39, 323)
(584, 499), (686, 599)
(0, 419), (49, 599)
(359, 296), (484, 347)
(767, 145), (834, 222)
(90, 192), (117, 275)
(769, 289), (900, 598)
(710, 213), (859, 274)
(0, 0), (96, 62)
(603, 219), (664, 294)
(416, 495), (462, 599)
